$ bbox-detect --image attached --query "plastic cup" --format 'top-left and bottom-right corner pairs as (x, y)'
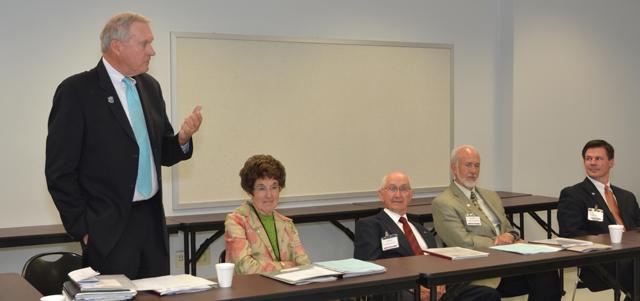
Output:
(215, 262), (235, 288)
(609, 224), (624, 244)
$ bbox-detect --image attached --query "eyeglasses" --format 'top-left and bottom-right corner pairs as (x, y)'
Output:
(253, 185), (281, 194)
(383, 185), (411, 194)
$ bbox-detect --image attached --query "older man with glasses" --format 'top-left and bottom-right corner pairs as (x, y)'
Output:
(354, 171), (499, 301)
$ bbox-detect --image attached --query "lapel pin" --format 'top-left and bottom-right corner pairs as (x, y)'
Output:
(591, 192), (596, 196)
(107, 96), (114, 103)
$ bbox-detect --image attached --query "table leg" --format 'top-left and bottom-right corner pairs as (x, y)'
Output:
(330, 220), (354, 241)
(190, 230), (197, 275)
(634, 255), (639, 301)
(546, 209), (552, 239)
(519, 212), (524, 239)
(183, 229), (190, 274)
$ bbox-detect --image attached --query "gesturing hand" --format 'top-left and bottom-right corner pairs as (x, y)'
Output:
(178, 105), (203, 145)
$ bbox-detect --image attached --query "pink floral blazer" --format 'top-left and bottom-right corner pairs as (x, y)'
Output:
(224, 202), (311, 275)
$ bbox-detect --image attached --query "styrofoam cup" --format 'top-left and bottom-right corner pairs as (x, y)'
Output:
(609, 224), (624, 244)
(215, 262), (235, 288)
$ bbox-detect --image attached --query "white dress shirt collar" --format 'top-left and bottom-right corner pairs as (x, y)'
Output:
(383, 208), (429, 251)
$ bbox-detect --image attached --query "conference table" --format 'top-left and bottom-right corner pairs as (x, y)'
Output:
(0, 221), (181, 249)
(419, 231), (640, 301)
(5, 231), (640, 301)
(1, 273), (43, 300)
(1, 255), (422, 301)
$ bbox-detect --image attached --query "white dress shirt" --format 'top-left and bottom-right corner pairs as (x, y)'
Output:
(383, 208), (429, 251)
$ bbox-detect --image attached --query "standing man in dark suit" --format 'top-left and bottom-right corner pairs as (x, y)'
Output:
(354, 171), (499, 301)
(558, 139), (639, 298)
(45, 12), (203, 279)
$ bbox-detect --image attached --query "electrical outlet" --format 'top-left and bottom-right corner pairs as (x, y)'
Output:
(175, 250), (185, 268)
(175, 249), (211, 269)
(197, 248), (212, 267)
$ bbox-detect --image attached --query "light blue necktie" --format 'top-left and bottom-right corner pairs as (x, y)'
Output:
(122, 77), (152, 198)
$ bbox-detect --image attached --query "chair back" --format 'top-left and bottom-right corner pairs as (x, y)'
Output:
(21, 252), (83, 296)
(219, 249), (226, 263)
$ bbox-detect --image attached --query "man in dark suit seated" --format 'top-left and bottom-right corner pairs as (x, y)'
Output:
(558, 139), (640, 300)
(354, 171), (500, 301)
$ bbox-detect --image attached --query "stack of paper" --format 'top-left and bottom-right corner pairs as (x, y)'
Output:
(530, 237), (593, 248)
(425, 247), (489, 260)
(490, 243), (562, 255)
(315, 258), (386, 277)
(261, 265), (342, 285)
(63, 268), (136, 301)
(530, 237), (611, 253)
(262, 258), (387, 285)
(132, 274), (216, 295)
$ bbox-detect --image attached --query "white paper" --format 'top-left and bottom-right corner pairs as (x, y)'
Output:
(490, 243), (562, 255)
(133, 274), (215, 295)
(68, 267), (100, 283)
(275, 266), (341, 283)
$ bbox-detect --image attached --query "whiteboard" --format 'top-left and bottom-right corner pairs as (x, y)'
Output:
(171, 33), (452, 208)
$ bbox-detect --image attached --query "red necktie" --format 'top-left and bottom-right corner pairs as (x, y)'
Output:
(399, 217), (423, 255)
(605, 185), (625, 229)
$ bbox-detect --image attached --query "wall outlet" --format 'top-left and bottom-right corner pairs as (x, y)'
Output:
(175, 249), (212, 268)
(175, 250), (185, 268)
(198, 248), (211, 267)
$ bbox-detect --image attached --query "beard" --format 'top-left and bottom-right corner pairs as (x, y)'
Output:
(459, 178), (477, 190)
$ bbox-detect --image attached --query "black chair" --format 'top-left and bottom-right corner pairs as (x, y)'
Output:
(219, 249), (226, 263)
(21, 252), (83, 296)
(571, 267), (621, 301)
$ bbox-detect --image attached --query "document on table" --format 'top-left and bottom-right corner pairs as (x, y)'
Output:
(133, 274), (216, 295)
(315, 258), (386, 277)
(425, 247), (489, 260)
(530, 237), (593, 248)
(490, 243), (562, 254)
(262, 265), (341, 285)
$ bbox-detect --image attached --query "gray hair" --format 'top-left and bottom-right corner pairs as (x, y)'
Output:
(100, 12), (150, 53)
(380, 174), (389, 190)
(379, 172), (411, 190)
(450, 144), (478, 165)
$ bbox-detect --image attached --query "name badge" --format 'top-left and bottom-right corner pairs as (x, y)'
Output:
(465, 215), (482, 226)
(587, 208), (604, 222)
(381, 233), (399, 251)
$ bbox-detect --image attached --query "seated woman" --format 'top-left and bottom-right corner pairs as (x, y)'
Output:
(224, 154), (311, 275)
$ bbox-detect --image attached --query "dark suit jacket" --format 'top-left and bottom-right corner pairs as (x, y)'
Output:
(558, 178), (640, 237)
(354, 210), (436, 260)
(45, 60), (192, 258)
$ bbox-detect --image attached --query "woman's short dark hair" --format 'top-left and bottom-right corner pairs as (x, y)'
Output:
(239, 154), (286, 195)
(582, 139), (614, 160)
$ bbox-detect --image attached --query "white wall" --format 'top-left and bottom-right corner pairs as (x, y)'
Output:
(512, 0), (640, 197)
(511, 0), (640, 241)
(2, 0), (638, 279)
